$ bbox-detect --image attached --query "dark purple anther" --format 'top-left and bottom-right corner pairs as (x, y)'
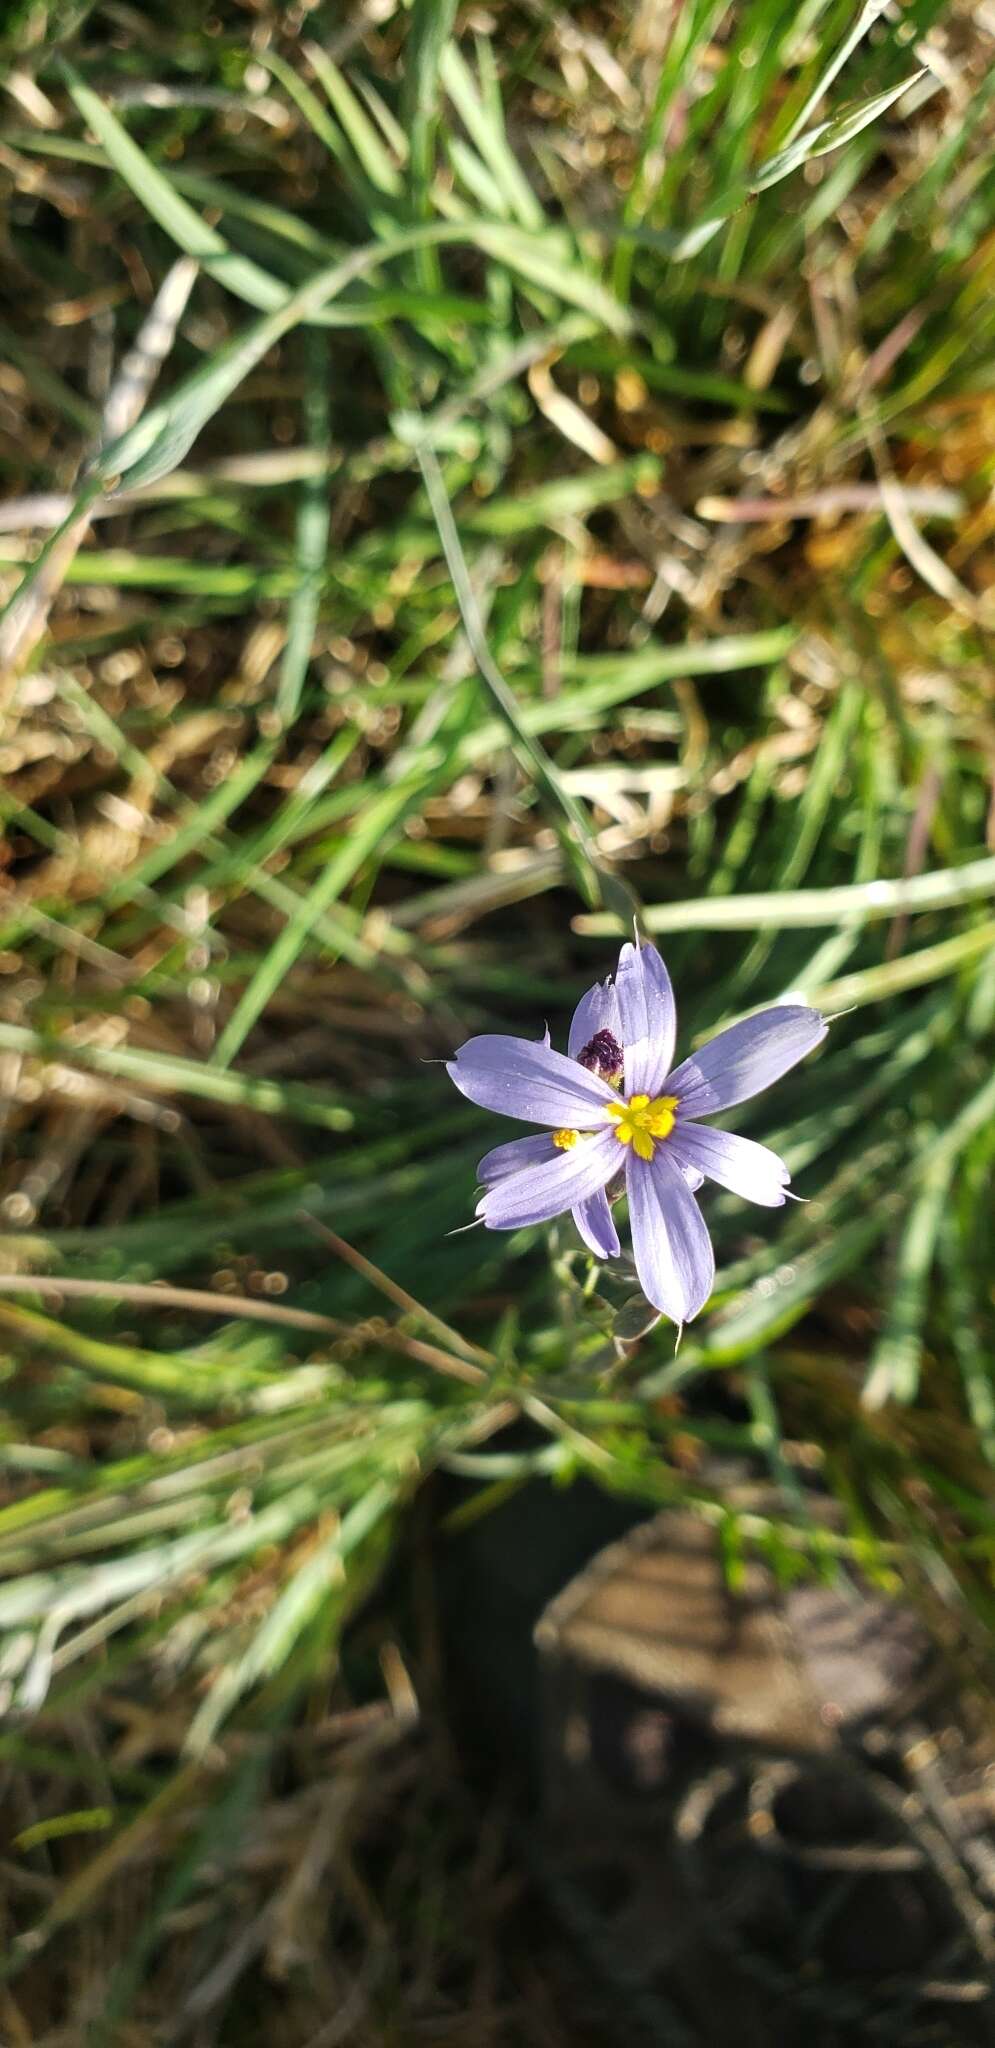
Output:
(577, 1029), (624, 1083)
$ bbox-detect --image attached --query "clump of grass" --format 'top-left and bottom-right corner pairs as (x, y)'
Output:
(0, 0), (994, 2037)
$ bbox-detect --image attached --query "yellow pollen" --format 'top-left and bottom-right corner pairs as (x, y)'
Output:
(552, 1128), (579, 1150)
(606, 1093), (677, 1162)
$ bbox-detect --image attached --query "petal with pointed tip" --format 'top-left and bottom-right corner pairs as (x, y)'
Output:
(568, 977), (622, 1060)
(448, 1034), (617, 1128)
(477, 1133), (558, 1186)
(476, 1130), (617, 1230)
(573, 1187), (621, 1259)
(626, 1149), (715, 1323)
(667, 1005), (826, 1116)
(670, 1124), (790, 1207)
(614, 941), (677, 1096)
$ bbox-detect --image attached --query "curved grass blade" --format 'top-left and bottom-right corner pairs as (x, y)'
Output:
(667, 71), (927, 261)
(416, 443), (629, 919)
(62, 66), (301, 315)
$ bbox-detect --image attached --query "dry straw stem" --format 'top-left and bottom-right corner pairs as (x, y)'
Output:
(298, 1211), (492, 1373)
(0, 1284), (483, 1389)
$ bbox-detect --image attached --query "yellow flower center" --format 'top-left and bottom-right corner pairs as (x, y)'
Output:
(552, 1128), (579, 1150)
(606, 1093), (677, 1161)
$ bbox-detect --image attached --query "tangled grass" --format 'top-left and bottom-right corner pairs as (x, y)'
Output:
(0, 0), (994, 2038)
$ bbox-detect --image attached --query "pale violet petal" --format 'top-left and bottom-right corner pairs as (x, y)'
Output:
(667, 1005), (827, 1116)
(670, 1124), (790, 1208)
(476, 1130), (617, 1230)
(477, 1133), (558, 1186)
(568, 977), (622, 1059)
(572, 1187), (621, 1260)
(626, 1148), (715, 1324)
(614, 940), (677, 1097)
(448, 1034), (618, 1128)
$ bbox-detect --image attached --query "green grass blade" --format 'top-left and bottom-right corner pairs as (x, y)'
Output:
(275, 329), (331, 727)
(305, 43), (402, 196)
(439, 41), (544, 230)
(210, 775), (431, 1068)
(576, 855), (995, 937)
(62, 66), (293, 313)
(0, 1022), (354, 1132)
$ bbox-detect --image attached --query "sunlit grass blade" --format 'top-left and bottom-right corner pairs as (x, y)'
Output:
(403, 0), (459, 214)
(184, 1478), (397, 1751)
(0, 1021), (354, 1131)
(210, 773), (433, 1067)
(667, 72), (927, 261)
(62, 66), (297, 314)
(863, 1066), (995, 1407)
(416, 443), (609, 913)
(440, 40), (544, 230)
(576, 856), (995, 936)
(304, 43), (402, 196)
(275, 329), (331, 728)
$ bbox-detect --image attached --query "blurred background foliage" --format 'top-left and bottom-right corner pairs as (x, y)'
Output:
(0, 0), (994, 2038)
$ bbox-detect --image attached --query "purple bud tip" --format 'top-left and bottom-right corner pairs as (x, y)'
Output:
(577, 1029), (624, 1083)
